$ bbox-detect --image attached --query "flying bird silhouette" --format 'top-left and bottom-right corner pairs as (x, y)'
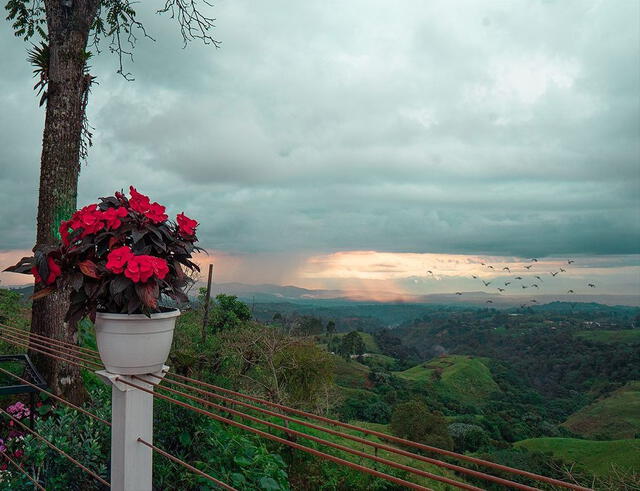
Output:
(567, 290), (575, 294)
(524, 265), (533, 270)
(531, 284), (539, 288)
(535, 275), (543, 282)
(531, 299), (538, 303)
(588, 283), (596, 288)
(455, 292), (462, 295)
(503, 267), (511, 272)
(568, 260), (575, 264)
(550, 272), (559, 277)
(515, 276), (523, 280)
(486, 300), (493, 304)
(520, 304), (527, 309)
(531, 258), (538, 262)
(427, 270), (433, 275)
(472, 275), (478, 279)
(497, 288), (505, 292)
(522, 285), (528, 289)
(480, 262), (486, 266)
(559, 268), (566, 273)
(482, 280), (492, 286)
(488, 265), (495, 270)
(504, 282), (512, 286)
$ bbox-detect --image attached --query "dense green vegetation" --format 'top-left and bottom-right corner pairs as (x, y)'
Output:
(1, 288), (639, 489)
(562, 381), (640, 439)
(574, 329), (640, 344)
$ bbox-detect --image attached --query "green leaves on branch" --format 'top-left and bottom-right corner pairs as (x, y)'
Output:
(5, 0), (46, 40)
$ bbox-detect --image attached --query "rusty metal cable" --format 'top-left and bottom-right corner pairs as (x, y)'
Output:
(0, 323), (103, 361)
(140, 374), (538, 491)
(162, 371), (589, 491)
(0, 334), (95, 372)
(0, 331), (102, 370)
(135, 374), (483, 491)
(118, 377), (432, 491)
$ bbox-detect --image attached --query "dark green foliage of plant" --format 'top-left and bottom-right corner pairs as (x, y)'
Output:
(201, 291), (252, 333)
(325, 320), (336, 337)
(336, 390), (391, 424)
(390, 401), (453, 451)
(448, 423), (489, 453)
(15, 386), (111, 490)
(153, 400), (289, 490)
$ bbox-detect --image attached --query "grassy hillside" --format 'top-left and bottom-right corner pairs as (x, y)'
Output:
(562, 381), (640, 439)
(575, 329), (640, 344)
(332, 356), (372, 389)
(329, 331), (381, 353)
(516, 438), (640, 477)
(395, 355), (500, 405)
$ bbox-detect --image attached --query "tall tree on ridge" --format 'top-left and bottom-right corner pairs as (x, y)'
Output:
(5, 0), (219, 402)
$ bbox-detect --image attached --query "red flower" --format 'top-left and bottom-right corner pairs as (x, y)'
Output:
(177, 212), (198, 237)
(59, 219), (73, 246)
(70, 204), (105, 237)
(31, 256), (62, 285)
(146, 202), (168, 224)
(0, 463), (6, 471)
(106, 246), (134, 274)
(150, 257), (169, 280)
(102, 207), (128, 230)
(124, 255), (155, 283)
(14, 449), (23, 458)
(129, 186), (151, 214)
(129, 187), (168, 223)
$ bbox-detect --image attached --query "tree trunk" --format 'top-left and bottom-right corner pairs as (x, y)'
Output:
(30, 0), (99, 405)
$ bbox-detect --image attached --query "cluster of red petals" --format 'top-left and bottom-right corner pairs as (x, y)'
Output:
(105, 246), (134, 274)
(31, 256), (62, 285)
(105, 246), (169, 283)
(59, 205), (128, 246)
(177, 212), (198, 237)
(129, 187), (168, 224)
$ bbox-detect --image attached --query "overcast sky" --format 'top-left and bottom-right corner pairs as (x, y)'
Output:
(1, 0), (639, 297)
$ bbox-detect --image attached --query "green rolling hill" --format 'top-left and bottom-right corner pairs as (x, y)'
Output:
(395, 355), (501, 405)
(562, 381), (640, 439)
(516, 438), (640, 477)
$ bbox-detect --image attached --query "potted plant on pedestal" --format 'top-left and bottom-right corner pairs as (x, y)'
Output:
(6, 187), (201, 375)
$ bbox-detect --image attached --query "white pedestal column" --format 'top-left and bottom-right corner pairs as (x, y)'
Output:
(96, 367), (168, 491)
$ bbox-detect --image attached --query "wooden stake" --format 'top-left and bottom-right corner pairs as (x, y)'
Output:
(201, 264), (214, 343)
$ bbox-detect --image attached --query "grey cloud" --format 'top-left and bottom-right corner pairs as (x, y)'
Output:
(0, 0), (639, 258)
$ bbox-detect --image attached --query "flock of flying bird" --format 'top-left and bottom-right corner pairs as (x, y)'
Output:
(426, 258), (597, 308)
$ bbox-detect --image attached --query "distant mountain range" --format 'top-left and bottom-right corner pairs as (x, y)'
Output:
(7, 282), (639, 307)
(206, 282), (640, 307)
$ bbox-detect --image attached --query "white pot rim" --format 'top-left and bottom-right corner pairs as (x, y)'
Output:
(96, 308), (180, 321)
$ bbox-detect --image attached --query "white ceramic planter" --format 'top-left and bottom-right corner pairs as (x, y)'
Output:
(95, 309), (180, 375)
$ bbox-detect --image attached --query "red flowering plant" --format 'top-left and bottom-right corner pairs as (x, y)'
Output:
(5, 187), (202, 323)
